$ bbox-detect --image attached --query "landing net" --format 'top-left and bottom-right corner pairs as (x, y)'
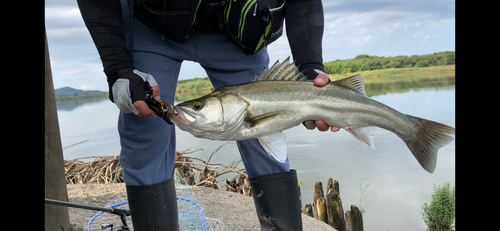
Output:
(87, 171), (227, 231)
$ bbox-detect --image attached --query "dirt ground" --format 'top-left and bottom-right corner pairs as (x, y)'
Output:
(66, 183), (336, 231)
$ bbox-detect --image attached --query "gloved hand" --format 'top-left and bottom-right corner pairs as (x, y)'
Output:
(302, 69), (341, 132)
(111, 69), (160, 118)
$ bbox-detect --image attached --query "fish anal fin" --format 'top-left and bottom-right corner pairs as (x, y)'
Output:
(332, 74), (367, 96)
(345, 126), (376, 149)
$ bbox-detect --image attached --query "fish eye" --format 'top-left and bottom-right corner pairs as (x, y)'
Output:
(192, 102), (202, 110)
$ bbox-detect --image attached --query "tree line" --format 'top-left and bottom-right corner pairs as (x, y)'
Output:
(55, 92), (108, 101)
(324, 51), (455, 75)
(176, 77), (214, 92)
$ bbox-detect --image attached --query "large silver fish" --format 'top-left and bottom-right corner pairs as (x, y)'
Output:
(168, 58), (455, 173)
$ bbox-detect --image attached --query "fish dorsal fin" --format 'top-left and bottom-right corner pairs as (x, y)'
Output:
(332, 74), (366, 96)
(253, 57), (308, 82)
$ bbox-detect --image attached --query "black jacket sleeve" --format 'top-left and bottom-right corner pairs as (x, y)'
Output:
(285, 0), (324, 75)
(77, 0), (134, 87)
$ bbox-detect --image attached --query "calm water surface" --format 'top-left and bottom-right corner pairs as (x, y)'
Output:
(57, 73), (455, 230)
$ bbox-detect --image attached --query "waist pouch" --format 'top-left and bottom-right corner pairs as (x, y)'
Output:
(221, 0), (286, 54)
(134, 0), (203, 43)
(134, 0), (285, 55)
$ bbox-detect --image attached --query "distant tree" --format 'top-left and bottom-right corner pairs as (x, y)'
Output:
(323, 51), (454, 74)
(354, 54), (370, 59)
(416, 61), (429, 67)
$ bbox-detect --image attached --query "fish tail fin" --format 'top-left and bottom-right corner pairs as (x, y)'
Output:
(404, 116), (455, 173)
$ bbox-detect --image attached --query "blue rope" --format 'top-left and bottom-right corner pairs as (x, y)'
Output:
(86, 198), (208, 231)
(176, 197), (208, 231)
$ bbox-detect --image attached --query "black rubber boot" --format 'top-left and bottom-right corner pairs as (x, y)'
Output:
(126, 177), (179, 231)
(248, 169), (303, 231)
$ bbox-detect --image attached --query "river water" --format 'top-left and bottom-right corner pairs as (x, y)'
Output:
(56, 72), (455, 230)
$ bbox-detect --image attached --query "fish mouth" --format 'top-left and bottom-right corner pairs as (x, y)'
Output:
(169, 106), (196, 125)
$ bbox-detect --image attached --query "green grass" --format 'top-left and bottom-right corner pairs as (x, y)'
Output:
(421, 182), (455, 231)
(328, 65), (455, 80)
(174, 65), (455, 93)
(176, 77), (214, 93)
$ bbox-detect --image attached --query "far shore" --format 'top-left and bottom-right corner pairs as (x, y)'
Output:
(174, 67), (456, 94)
(361, 69), (455, 79)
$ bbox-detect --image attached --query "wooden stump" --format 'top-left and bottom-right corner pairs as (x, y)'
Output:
(345, 205), (364, 231)
(224, 174), (252, 196)
(327, 178), (339, 194)
(326, 179), (345, 231)
(312, 181), (324, 220)
(316, 197), (327, 223)
(326, 192), (345, 230)
(303, 203), (314, 217)
(310, 178), (364, 230)
(313, 180), (325, 201)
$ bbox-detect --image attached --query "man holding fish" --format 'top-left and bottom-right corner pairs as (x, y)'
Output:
(77, 0), (453, 230)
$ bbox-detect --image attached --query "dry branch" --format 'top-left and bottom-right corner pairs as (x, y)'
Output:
(64, 143), (246, 191)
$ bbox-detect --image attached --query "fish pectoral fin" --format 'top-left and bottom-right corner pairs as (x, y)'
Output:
(345, 126), (376, 149)
(245, 111), (283, 128)
(258, 132), (288, 163)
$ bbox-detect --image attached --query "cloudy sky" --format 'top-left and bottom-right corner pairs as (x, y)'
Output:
(45, 0), (455, 91)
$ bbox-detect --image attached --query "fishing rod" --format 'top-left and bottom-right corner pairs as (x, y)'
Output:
(45, 198), (130, 230)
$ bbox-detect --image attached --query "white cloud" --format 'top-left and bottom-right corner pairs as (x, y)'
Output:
(423, 35), (434, 42)
(45, 0), (455, 87)
(45, 7), (81, 19)
(364, 35), (373, 42)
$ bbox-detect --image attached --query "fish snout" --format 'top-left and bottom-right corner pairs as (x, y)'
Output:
(169, 106), (196, 125)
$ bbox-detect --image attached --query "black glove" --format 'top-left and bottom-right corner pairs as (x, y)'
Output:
(110, 68), (158, 115)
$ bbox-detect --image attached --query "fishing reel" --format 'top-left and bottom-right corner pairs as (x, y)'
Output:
(100, 214), (129, 231)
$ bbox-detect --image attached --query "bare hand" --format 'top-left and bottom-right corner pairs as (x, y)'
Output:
(313, 73), (341, 132)
(134, 85), (160, 118)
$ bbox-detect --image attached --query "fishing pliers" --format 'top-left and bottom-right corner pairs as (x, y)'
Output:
(145, 88), (175, 125)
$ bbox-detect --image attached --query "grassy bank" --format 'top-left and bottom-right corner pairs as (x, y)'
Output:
(176, 77), (214, 93)
(328, 65), (455, 80)
(175, 65), (455, 93)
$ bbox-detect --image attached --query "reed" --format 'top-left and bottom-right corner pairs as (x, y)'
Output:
(64, 155), (122, 184)
(64, 143), (246, 189)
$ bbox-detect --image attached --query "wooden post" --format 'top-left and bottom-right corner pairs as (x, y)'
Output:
(345, 205), (364, 231)
(312, 181), (324, 220)
(326, 179), (345, 231)
(316, 197), (327, 223)
(45, 26), (71, 231)
(313, 180), (324, 202)
(303, 203), (314, 217)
